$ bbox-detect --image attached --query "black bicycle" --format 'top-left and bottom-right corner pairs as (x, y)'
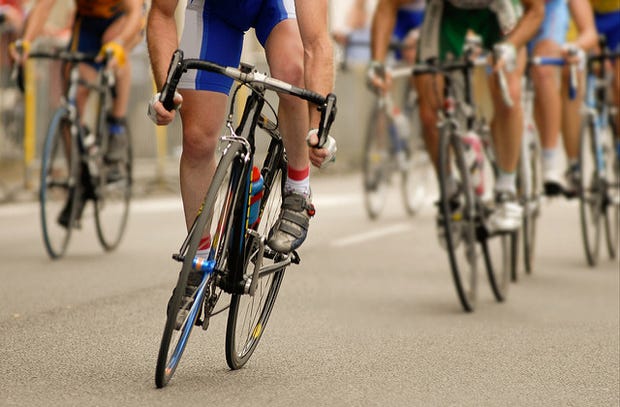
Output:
(414, 49), (517, 312)
(154, 50), (336, 388)
(32, 49), (133, 259)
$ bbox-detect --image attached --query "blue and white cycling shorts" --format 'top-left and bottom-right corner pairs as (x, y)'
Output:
(527, 0), (569, 54)
(393, 8), (425, 41)
(594, 11), (620, 52)
(178, 0), (295, 94)
(392, 7), (424, 60)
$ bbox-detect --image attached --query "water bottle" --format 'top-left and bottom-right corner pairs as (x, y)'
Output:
(321, 135), (338, 169)
(82, 125), (100, 177)
(392, 106), (411, 149)
(462, 131), (484, 196)
(248, 166), (264, 228)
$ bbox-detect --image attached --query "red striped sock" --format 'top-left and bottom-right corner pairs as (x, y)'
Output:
(285, 165), (310, 196)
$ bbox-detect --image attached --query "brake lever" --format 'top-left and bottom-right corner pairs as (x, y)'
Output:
(159, 49), (185, 111)
(316, 93), (337, 148)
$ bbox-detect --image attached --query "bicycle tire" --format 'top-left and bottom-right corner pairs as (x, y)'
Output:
(155, 143), (243, 388)
(438, 130), (478, 312)
(516, 136), (541, 278)
(363, 103), (392, 219)
(39, 107), (80, 259)
(603, 124), (619, 259)
(225, 161), (286, 369)
(579, 115), (602, 266)
(400, 98), (431, 215)
(482, 230), (515, 302)
(95, 125), (133, 251)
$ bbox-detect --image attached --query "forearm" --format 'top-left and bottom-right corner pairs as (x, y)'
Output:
(147, 1), (179, 90)
(570, 0), (597, 51)
(370, 0), (400, 62)
(505, 0), (544, 48)
(295, 0), (334, 127)
(114, 0), (144, 49)
(21, 0), (56, 43)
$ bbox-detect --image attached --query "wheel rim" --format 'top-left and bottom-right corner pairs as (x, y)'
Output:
(440, 134), (478, 312)
(364, 107), (392, 219)
(579, 120), (602, 266)
(40, 110), (76, 258)
(226, 170), (285, 369)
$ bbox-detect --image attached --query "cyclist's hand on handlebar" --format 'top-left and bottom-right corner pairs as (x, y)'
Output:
(9, 39), (30, 64)
(147, 91), (183, 126)
(98, 41), (126, 68)
(561, 43), (586, 70)
(306, 129), (336, 169)
(366, 60), (392, 94)
(493, 42), (517, 73)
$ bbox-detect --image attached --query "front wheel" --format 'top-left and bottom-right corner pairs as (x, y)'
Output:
(39, 107), (79, 259)
(482, 228), (516, 302)
(225, 164), (286, 369)
(94, 126), (133, 251)
(438, 130), (478, 312)
(579, 116), (603, 266)
(155, 143), (242, 388)
(363, 104), (393, 219)
(516, 135), (541, 279)
(603, 125), (619, 259)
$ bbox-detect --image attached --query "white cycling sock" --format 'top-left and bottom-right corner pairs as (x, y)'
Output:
(542, 147), (560, 175)
(284, 165), (310, 197)
(495, 170), (516, 195)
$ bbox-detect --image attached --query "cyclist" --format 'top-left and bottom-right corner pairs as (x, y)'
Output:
(529, 0), (597, 197)
(370, 0), (544, 234)
(11, 0), (144, 227)
(146, 0), (334, 258)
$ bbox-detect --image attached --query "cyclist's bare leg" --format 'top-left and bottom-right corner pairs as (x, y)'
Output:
(263, 19), (317, 253)
(264, 19), (309, 174)
(102, 16), (138, 119)
(414, 73), (444, 172)
(531, 40), (562, 152)
(178, 89), (228, 230)
(560, 63), (586, 162)
(488, 49), (526, 177)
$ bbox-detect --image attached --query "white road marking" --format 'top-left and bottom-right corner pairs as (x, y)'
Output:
(331, 223), (413, 248)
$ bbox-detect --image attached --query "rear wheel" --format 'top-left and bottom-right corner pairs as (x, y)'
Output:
(95, 125), (133, 251)
(438, 130), (478, 312)
(363, 104), (393, 219)
(226, 162), (286, 369)
(39, 108), (79, 259)
(155, 143), (242, 388)
(579, 116), (602, 266)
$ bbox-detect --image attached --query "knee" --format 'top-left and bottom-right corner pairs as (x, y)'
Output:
(182, 124), (218, 161)
(531, 65), (555, 88)
(271, 56), (304, 88)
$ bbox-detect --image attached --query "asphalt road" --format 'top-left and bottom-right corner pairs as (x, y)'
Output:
(1, 172), (618, 407)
